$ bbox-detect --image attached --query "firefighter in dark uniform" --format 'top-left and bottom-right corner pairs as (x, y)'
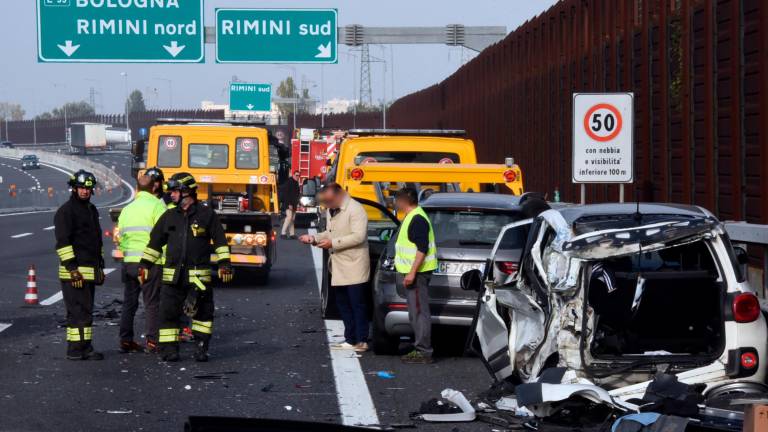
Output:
(138, 173), (233, 362)
(54, 170), (106, 360)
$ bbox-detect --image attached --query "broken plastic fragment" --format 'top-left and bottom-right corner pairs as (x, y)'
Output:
(421, 389), (476, 422)
(377, 371), (395, 379)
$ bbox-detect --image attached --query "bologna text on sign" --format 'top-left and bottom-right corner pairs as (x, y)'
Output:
(216, 9), (338, 64)
(36, 0), (204, 63)
(572, 93), (634, 184)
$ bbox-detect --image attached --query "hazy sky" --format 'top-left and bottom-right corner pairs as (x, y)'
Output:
(0, 0), (557, 117)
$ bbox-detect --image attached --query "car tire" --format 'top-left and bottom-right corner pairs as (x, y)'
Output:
(372, 306), (399, 355)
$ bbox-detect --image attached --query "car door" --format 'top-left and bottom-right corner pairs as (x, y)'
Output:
(465, 219), (537, 382)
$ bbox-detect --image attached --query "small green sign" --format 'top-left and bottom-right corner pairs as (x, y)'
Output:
(216, 8), (338, 64)
(230, 83), (272, 112)
(36, 0), (204, 63)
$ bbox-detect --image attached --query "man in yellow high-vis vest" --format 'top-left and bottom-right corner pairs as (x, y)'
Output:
(117, 175), (167, 353)
(394, 188), (438, 364)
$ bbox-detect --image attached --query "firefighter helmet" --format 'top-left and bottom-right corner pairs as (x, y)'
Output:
(68, 170), (97, 189)
(165, 172), (197, 192)
(144, 167), (165, 184)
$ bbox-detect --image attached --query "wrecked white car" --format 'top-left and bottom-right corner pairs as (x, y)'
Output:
(462, 203), (767, 402)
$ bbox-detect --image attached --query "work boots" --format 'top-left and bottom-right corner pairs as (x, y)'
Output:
(194, 340), (209, 362)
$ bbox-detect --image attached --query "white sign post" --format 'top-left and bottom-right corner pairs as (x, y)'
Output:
(572, 92), (634, 203)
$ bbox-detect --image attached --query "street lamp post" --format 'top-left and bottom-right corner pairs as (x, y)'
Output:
(320, 64), (325, 128)
(279, 66), (298, 131)
(155, 78), (173, 108)
(120, 72), (129, 131)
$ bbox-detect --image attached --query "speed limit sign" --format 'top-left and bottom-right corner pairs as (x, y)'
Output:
(573, 93), (634, 183)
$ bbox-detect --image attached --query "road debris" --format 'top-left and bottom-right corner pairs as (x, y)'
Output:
(419, 389), (476, 422)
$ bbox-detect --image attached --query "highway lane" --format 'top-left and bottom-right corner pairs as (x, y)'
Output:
(0, 153), (496, 430)
(0, 230), (495, 431)
(0, 158), (71, 210)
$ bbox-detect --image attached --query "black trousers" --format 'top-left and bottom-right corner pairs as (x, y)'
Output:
(61, 280), (96, 356)
(158, 282), (214, 354)
(119, 263), (161, 343)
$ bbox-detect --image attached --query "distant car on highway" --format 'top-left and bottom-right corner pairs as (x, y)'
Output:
(20, 155), (40, 170)
(1, 141), (14, 149)
(370, 192), (533, 355)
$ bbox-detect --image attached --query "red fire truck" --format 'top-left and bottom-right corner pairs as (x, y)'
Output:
(289, 128), (336, 226)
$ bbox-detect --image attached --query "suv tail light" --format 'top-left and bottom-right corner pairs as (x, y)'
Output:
(733, 293), (760, 323)
(496, 261), (519, 275)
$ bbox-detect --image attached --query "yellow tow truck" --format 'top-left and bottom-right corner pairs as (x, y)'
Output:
(112, 119), (279, 284)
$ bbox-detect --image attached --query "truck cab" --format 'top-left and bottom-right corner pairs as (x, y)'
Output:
(117, 118), (279, 284)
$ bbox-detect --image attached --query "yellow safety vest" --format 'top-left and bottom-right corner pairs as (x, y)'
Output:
(395, 207), (438, 274)
(118, 191), (167, 263)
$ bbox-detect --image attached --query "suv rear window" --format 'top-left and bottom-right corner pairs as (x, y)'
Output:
(157, 136), (181, 167)
(428, 210), (525, 249)
(235, 138), (260, 169)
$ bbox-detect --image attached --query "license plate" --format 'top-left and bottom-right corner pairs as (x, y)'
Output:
(435, 261), (485, 276)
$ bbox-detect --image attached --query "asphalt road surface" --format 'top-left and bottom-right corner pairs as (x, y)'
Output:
(0, 154), (495, 432)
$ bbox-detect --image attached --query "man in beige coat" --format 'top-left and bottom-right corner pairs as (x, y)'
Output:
(299, 183), (370, 352)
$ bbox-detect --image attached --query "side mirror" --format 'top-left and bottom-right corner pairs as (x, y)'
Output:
(460, 269), (484, 292)
(734, 246), (749, 265)
(378, 228), (394, 242)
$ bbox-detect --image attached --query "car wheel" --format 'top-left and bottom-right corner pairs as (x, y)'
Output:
(372, 305), (399, 355)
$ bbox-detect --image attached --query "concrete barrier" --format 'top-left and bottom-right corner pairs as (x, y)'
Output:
(0, 148), (122, 190)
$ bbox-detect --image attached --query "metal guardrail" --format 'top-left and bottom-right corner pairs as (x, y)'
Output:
(724, 221), (768, 295)
(0, 148), (122, 190)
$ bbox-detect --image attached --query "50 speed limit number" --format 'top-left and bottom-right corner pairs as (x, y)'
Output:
(572, 93), (634, 183)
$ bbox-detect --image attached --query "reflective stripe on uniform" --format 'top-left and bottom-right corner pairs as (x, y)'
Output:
(162, 268), (176, 283)
(191, 320), (212, 334)
(83, 327), (93, 341)
(189, 269), (211, 284)
(141, 247), (162, 263)
(66, 327), (81, 342)
(158, 328), (179, 343)
(190, 275), (207, 291)
(214, 246), (231, 262)
(57, 245), (75, 262)
(58, 266), (97, 281)
(120, 226), (152, 233)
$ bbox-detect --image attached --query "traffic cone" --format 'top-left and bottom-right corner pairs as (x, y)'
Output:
(24, 265), (39, 306)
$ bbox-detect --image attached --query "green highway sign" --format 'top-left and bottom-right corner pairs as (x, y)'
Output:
(36, 0), (204, 63)
(216, 8), (338, 64)
(230, 83), (272, 112)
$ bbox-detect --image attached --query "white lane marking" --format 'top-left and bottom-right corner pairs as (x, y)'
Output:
(308, 229), (380, 427)
(40, 291), (63, 306)
(11, 233), (33, 239)
(0, 323), (11, 334)
(39, 268), (117, 306)
(44, 226), (55, 231)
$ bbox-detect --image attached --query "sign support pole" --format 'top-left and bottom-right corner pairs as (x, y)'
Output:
(580, 184), (586, 205)
(619, 184), (625, 203)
